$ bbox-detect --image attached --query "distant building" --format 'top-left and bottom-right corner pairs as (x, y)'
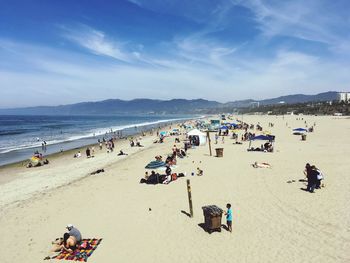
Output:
(250, 101), (260, 108)
(338, 92), (350, 102)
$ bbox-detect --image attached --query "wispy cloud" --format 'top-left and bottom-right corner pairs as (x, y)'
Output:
(60, 24), (136, 63)
(236, 0), (350, 48)
(1, 37), (349, 108)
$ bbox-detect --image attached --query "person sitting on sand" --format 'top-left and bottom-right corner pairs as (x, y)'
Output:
(46, 225), (80, 257)
(163, 165), (172, 184)
(59, 233), (78, 253)
(155, 155), (163, 161)
(252, 162), (271, 168)
(66, 224), (82, 243)
(74, 151), (81, 158)
(197, 167), (203, 176)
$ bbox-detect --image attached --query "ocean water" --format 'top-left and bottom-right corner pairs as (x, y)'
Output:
(0, 114), (192, 166)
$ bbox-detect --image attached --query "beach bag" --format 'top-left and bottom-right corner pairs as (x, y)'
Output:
(317, 169), (324, 180)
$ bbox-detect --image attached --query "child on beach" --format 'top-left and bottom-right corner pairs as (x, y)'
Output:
(225, 203), (233, 232)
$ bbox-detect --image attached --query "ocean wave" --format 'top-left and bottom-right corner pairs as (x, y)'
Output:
(0, 130), (27, 136)
(0, 116), (192, 154)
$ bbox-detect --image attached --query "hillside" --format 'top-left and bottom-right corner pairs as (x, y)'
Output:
(0, 91), (341, 115)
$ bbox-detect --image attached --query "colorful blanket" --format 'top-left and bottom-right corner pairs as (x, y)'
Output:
(53, 238), (102, 261)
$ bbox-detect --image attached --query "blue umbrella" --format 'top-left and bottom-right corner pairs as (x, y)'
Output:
(293, 128), (307, 132)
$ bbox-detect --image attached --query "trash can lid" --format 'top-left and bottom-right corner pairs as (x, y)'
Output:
(202, 205), (223, 216)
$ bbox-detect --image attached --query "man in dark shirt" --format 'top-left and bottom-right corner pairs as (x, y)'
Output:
(306, 166), (318, 193)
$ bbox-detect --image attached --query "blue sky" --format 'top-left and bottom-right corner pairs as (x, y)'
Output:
(0, 0), (349, 107)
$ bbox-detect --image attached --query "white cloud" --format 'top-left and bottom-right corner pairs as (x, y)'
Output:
(236, 0), (349, 48)
(60, 25), (134, 62)
(1, 38), (349, 108)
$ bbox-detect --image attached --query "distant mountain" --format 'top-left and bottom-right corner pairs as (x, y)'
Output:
(224, 91), (339, 108)
(259, 91), (339, 105)
(0, 98), (221, 115)
(0, 91), (341, 115)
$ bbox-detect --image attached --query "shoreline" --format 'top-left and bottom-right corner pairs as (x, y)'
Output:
(0, 116), (194, 168)
(0, 117), (196, 210)
(0, 115), (197, 167)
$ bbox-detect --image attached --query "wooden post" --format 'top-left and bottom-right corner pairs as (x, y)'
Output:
(187, 179), (193, 218)
(206, 131), (212, 156)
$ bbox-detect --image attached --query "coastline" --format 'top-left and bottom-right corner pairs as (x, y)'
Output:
(0, 115), (197, 167)
(0, 117), (194, 210)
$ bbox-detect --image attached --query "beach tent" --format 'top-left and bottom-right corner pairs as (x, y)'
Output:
(187, 129), (207, 146)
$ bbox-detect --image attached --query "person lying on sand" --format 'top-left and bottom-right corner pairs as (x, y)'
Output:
(117, 150), (128, 156)
(252, 162), (271, 168)
(66, 224), (82, 243)
(90, 169), (105, 175)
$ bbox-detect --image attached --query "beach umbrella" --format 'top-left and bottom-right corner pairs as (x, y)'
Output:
(249, 135), (275, 141)
(159, 131), (167, 137)
(220, 125), (229, 130)
(248, 134), (275, 149)
(293, 128), (307, 132)
(145, 160), (166, 169)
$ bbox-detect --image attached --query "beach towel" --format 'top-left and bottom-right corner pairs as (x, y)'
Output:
(53, 238), (102, 261)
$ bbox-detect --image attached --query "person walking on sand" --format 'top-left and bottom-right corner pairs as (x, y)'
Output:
(224, 203), (233, 232)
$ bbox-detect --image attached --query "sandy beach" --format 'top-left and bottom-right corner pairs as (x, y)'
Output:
(0, 115), (349, 263)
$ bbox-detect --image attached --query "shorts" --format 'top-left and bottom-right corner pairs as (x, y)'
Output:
(227, 220), (232, 227)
